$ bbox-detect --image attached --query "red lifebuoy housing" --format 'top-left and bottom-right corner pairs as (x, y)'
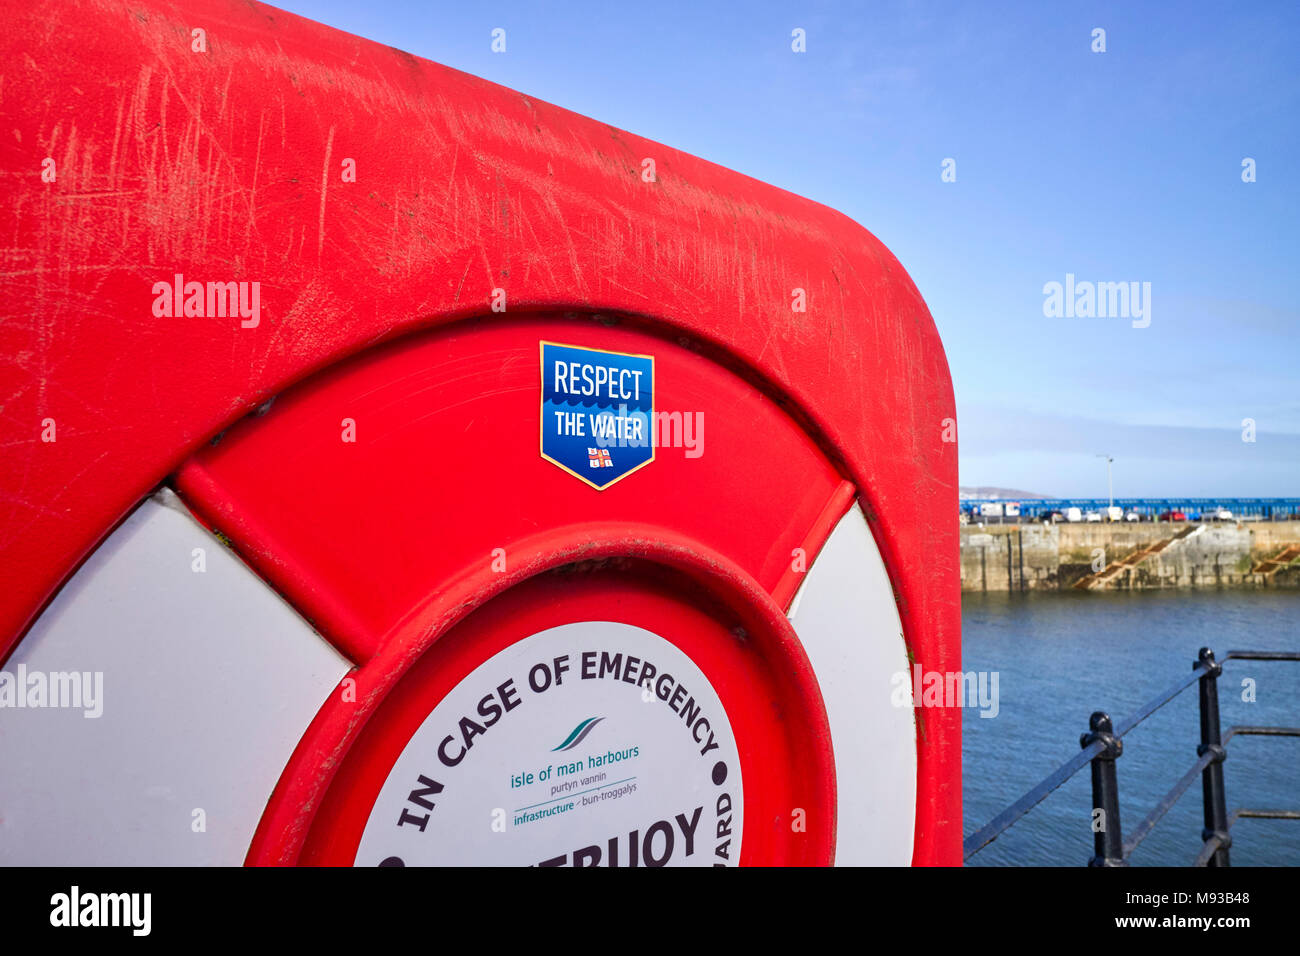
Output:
(0, 0), (959, 866)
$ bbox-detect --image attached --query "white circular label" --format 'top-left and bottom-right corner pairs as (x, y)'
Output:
(356, 622), (743, 866)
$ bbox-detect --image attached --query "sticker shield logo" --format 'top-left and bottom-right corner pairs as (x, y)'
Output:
(540, 341), (655, 489)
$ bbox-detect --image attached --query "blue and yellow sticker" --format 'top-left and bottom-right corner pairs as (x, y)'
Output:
(540, 341), (655, 490)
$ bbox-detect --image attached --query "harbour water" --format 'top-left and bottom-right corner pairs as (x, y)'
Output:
(962, 589), (1300, 866)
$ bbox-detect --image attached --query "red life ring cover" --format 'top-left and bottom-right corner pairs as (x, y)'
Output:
(0, 0), (960, 864)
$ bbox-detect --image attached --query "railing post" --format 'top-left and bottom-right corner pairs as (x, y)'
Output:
(1197, 647), (1231, 866)
(1080, 711), (1126, 866)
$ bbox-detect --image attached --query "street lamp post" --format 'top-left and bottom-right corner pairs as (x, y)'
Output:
(1097, 454), (1114, 515)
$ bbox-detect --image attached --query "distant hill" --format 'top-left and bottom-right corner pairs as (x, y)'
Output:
(959, 486), (1051, 500)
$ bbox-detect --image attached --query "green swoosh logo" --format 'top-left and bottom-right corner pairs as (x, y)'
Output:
(552, 717), (604, 752)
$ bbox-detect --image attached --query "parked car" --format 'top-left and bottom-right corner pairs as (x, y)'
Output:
(1041, 510), (1065, 523)
(1084, 510), (1102, 522)
(1065, 507), (1083, 523)
(1124, 510), (1141, 522)
(1159, 510), (1187, 521)
(1106, 506), (1123, 522)
(1209, 508), (1233, 521)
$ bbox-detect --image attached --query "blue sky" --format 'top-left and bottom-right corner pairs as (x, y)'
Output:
(276, 0), (1299, 497)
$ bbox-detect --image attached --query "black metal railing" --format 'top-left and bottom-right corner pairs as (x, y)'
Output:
(963, 648), (1300, 866)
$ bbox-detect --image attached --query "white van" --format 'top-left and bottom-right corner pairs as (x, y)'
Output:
(1065, 507), (1083, 523)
